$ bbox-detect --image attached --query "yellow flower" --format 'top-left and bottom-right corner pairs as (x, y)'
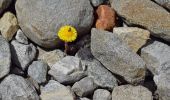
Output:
(58, 25), (77, 42)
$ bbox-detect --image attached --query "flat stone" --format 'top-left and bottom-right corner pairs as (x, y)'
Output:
(154, 0), (170, 10)
(0, 74), (39, 100)
(15, 0), (94, 48)
(0, 12), (19, 41)
(110, 0), (170, 42)
(11, 40), (37, 71)
(0, 35), (11, 79)
(48, 56), (86, 84)
(91, 28), (146, 84)
(93, 89), (111, 100)
(40, 80), (75, 100)
(112, 85), (153, 100)
(28, 60), (48, 84)
(0, 0), (12, 15)
(15, 29), (28, 44)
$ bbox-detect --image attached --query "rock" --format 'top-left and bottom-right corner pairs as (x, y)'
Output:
(110, 0), (170, 42)
(0, 35), (11, 79)
(38, 48), (65, 68)
(40, 80), (75, 100)
(93, 89), (111, 100)
(0, 0), (12, 15)
(0, 12), (19, 41)
(96, 5), (116, 31)
(15, 0), (94, 48)
(28, 60), (48, 84)
(26, 77), (40, 91)
(79, 97), (91, 100)
(11, 40), (37, 71)
(15, 29), (28, 44)
(90, 0), (106, 7)
(154, 0), (170, 10)
(0, 74), (39, 100)
(112, 85), (153, 100)
(48, 56), (86, 84)
(91, 28), (146, 84)
(72, 77), (98, 97)
(113, 27), (150, 52)
(141, 41), (170, 75)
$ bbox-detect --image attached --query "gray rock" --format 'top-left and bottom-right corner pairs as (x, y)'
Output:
(15, 29), (28, 44)
(90, 0), (106, 7)
(40, 80), (75, 100)
(0, 0), (12, 15)
(11, 40), (37, 71)
(28, 60), (48, 84)
(91, 28), (146, 84)
(0, 74), (39, 100)
(72, 77), (98, 97)
(26, 77), (40, 91)
(154, 0), (170, 10)
(141, 41), (170, 75)
(48, 56), (86, 84)
(0, 36), (11, 79)
(110, 0), (170, 42)
(15, 0), (94, 48)
(93, 89), (111, 100)
(79, 98), (91, 100)
(112, 85), (153, 100)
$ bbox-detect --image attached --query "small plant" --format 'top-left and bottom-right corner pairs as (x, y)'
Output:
(58, 25), (77, 54)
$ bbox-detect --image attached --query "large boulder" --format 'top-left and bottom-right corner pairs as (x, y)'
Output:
(15, 0), (94, 48)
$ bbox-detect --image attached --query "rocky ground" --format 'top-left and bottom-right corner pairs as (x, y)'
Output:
(0, 0), (170, 100)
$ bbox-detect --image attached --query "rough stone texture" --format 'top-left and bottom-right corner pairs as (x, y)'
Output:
(0, 74), (39, 100)
(141, 41), (170, 75)
(38, 48), (65, 68)
(40, 80), (75, 100)
(15, 0), (94, 48)
(93, 89), (111, 100)
(112, 85), (153, 100)
(90, 0), (106, 7)
(72, 77), (98, 97)
(91, 28), (146, 84)
(154, 0), (170, 10)
(0, 35), (11, 79)
(96, 5), (116, 31)
(11, 40), (37, 71)
(0, 0), (12, 15)
(48, 56), (86, 84)
(113, 27), (150, 52)
(0, 12), (19, 41)
(15, 29), (28, 44)
(110, 0), (170, 42)
(28, 60), (48, 84)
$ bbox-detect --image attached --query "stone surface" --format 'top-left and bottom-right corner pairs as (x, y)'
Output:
(90, 0), (106, 7)
(0, 0), (12, 15)
(15, 29), (28, 44)
(113, 27), (150, 52)
(48, 56), (86, 84)
(154, 0), (170, 10)
(0, 35), (11, 79)
(11, 40), (37, 71)
(0, 12), (19, 41)
(93, 89), (111, 100)
(110, 0), (170, 42)
(15, 0), (94, 48)
(91, 28), (146, 84)
(0, 74), (39, 100)
(141, 41), (170, 75)
(79, 97), (91, 100)
(28, 60), (48, 84)
(72, 77), (98, 97)
(40, 80), (75, 100)
(112, 85), (153, 100)
(96, 5), (116, 31)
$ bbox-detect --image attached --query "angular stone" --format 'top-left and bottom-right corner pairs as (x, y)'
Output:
(15, 29), (28, 44)
(113, 27), (150, 52)
(0, 0), (12, 15)
(28, 60), (48, 84)
(112, 85), (153, 100)
(11, 40), (37, 70)
(15, 0), (94, 48)
(93, 89), (111, 100)
(154, 0), (170, 10)
(48, 56), (86, 84)
(72, 77), (98, 97)
(110, 0), (170, 42)
(90, 0), (106, 7)
(79, 97), (91, 100)
(91, 28), (146, 84)
(0, 12), (19, 41)
(0, 74), (39, 100)
(0, 36), (11, 79)
(40, 80), (75, 100)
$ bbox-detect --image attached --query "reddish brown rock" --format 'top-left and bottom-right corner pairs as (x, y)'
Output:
(96, 5), (116, 31)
